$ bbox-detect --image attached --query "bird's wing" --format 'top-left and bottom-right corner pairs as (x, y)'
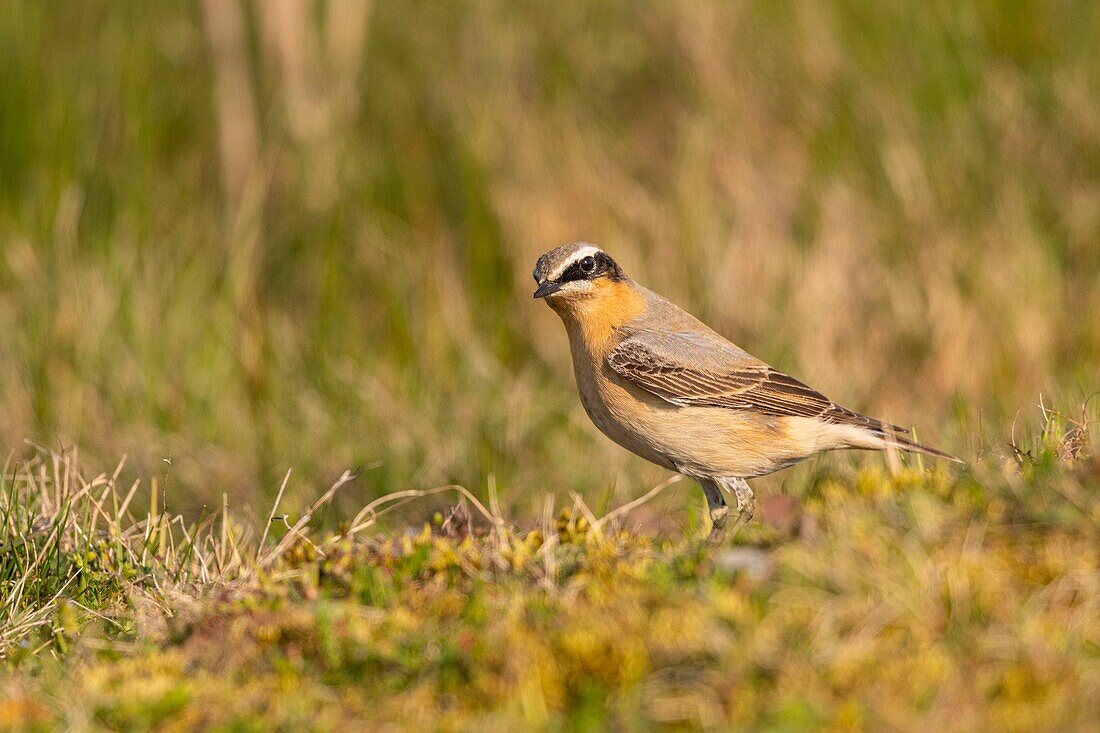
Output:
(607, 330), (909, 433)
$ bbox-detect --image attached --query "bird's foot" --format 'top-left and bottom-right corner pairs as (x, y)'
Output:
(725, 506), (754, 539)
(707, 478), (756, 545)
(706, 505), (730, 545)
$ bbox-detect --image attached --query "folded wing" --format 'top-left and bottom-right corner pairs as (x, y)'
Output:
(607, 330), (910, 436)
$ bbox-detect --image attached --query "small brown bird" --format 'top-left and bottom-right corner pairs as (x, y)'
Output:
(533, 242), (959, 540)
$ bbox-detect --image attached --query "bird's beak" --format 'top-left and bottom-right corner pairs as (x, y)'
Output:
(533, 280), (561, 299)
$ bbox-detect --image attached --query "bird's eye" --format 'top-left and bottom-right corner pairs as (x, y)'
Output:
(580, 256), (596, 274)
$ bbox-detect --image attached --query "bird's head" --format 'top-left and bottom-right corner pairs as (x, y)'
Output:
(532, 242), (628, 310)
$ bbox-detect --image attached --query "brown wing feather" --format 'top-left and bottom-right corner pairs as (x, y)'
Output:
(607, 336), (909, 435)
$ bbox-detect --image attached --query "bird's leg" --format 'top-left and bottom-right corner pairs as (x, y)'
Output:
(719, 477), (756, 537)
(698, 479), (729, 544)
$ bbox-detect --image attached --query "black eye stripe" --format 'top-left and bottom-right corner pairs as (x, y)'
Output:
(551, 251), (624, 284)
(557, 261), (589, 283)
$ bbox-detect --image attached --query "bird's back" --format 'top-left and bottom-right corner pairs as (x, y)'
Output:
(620, 286), (761, 369)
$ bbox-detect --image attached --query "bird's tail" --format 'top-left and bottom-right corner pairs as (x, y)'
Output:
(835, 413), (963, 464)
(874, 430), (963, 463)
(824, 406), (963, 464)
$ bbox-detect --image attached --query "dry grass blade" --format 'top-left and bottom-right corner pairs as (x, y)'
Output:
(257, 468), (292, 563)
(263, 469), (358, 566)
(346, 484), (497, 536)
(595, 474), (684, 531)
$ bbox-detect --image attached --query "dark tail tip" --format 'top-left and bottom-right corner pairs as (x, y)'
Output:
(886, 434), (963, 464)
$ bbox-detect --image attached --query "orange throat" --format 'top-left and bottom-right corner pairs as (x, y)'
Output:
(554, 280), (646, 353)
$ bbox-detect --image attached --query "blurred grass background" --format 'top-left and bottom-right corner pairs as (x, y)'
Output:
(1, 1), (1098, 514)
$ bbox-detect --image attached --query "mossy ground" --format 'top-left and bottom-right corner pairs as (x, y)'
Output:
(2, 436), (1097, 731)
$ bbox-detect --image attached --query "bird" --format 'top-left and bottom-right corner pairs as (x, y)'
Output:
(532, 241), (960, 541)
